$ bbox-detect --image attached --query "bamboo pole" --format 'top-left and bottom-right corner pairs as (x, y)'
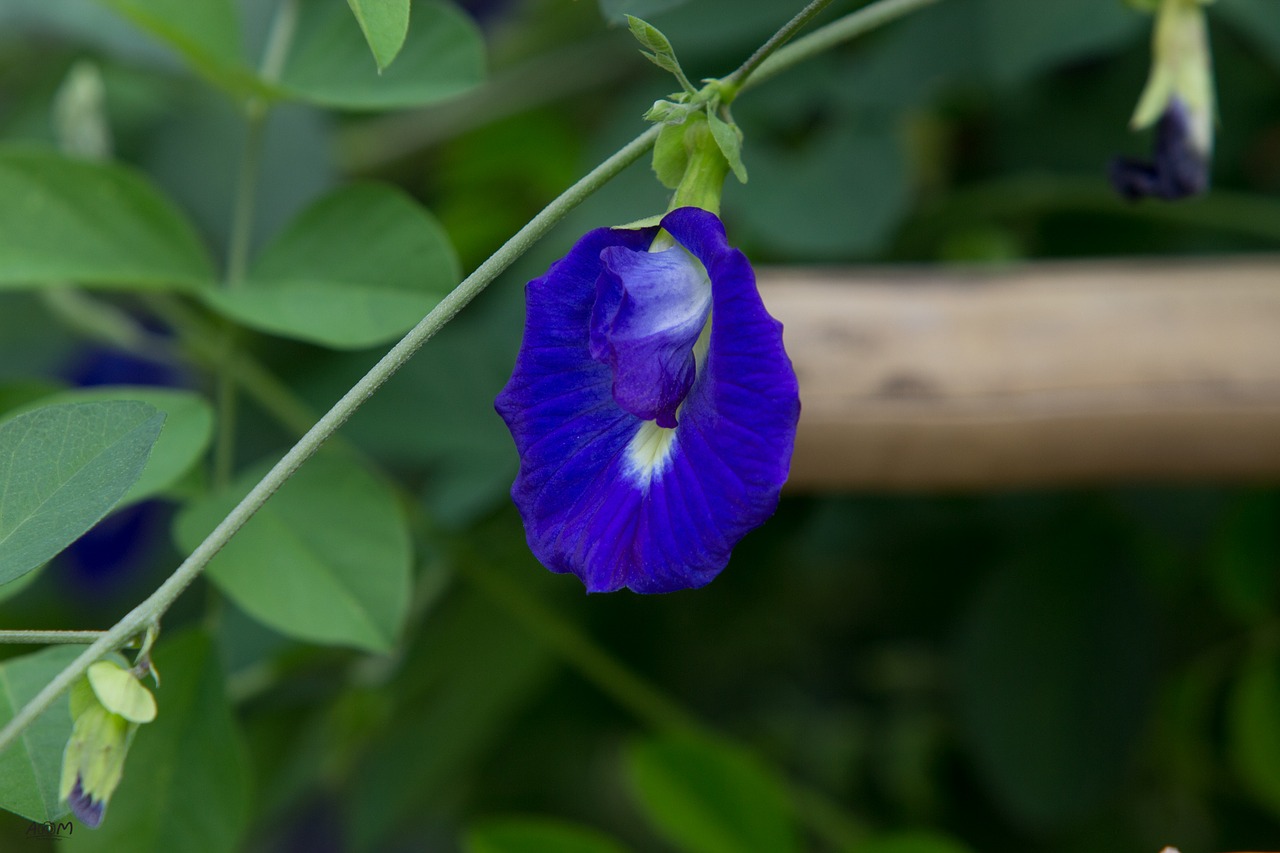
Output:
(761, 258), (1280, 490)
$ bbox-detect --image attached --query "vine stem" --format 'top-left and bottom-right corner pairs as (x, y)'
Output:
(0, 0), (944, 761)
(721, 0), (836, 102)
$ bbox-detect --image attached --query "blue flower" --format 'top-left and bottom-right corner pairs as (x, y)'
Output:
(495, 207), (799, 593)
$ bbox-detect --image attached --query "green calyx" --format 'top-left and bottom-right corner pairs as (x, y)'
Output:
(628, 15), (748, 209)
(654, 112), (731, 215)
(58, 662), (157, 824)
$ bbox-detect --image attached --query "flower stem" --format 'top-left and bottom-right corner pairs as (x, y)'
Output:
(721, 0), (836, 102)
(0, 124), (661, 759)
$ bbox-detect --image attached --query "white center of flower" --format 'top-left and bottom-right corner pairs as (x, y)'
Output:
(623, 420), (678, 489)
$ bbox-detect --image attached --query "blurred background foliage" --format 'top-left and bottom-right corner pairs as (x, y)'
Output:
(0, 0), (1278, 851)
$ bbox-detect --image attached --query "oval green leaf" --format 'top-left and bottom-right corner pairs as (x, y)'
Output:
(87, 662), (157, 724)
(348, 0), (411, 72)
(0, 147), (215, 292)
(1228, 648), (1280, 817)
(96, 0), (268, 99)
(12, 387), (213, 507)
(466, 818), (631, 853)
(0, 400), (165, 586)
(202, 184), (459, 349)
(173, 451), (412, 652)
(627, 733), (798, 853)
(68, 631), (250, 853)
(278, 0), (484, 110)
(0, 645), (83, 823)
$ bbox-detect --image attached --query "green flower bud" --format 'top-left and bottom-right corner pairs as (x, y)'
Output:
(1130, 0), (1214, 155)
(58, 662), (155, 828)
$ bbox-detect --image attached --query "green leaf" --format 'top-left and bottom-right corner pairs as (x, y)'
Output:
(0, 401), (165, 586)
(956, 550), (1154, 828)
(627, 733), (798, 853)
(11, 387), (214, 507)
(68, 631), (250, 853)
(0, 148), (215, 292)
(202, 184), (459, 349)
(346, 586), (554, 850)
(466, 818), (631, 853)
(735, 119), (907, 258)
(0, 645), (82, 823)
(1228, 648), (1280, 817)
(706, 112), (747, 183)
(278, 0), (484, 110)
(977, 0), (1141, 85)
(94, 0), (266, 99)
(0, 381), (65, 416)
(1210, 493), (1280, 625)
(348, 0), (412, 72)
(626, 15), (676, 56)
(855, 832), (976, 853)
(1216, 0), (1280, 71)
(173, 451), (412, 653)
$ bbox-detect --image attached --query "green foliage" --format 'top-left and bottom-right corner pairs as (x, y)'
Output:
(600, 0), (692, 25)
(0, 401), (164, 586)
(1211, 492), (1280, 624)
(347, 0), (412, 73)
(956, 549), (1154, 828)
(203, 184), (459, 349)
(174, 451), (412, 653)
(627, 733), (798, 853)
(10, 387), (213, 506)
(0, 149), (214, 292)
(0, 645), (81, 823)
(277, 0), (484, 110)
(68, 631), (250, 853)
(856, 833), (976, 853)
(1228, 648), (1280, 818)
(466, 818), (631, 853)
(94, 0), (266, 99)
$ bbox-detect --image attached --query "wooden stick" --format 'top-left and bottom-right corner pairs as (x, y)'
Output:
(760, 258), (1280, 490)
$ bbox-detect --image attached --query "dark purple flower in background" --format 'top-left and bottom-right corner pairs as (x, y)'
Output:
(1110, 97), (1208, 201)
(496, 207), (799, 593)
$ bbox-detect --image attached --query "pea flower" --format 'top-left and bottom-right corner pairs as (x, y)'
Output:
(495, 206), (799, 593)
(60, 660), (156, 828)
(1110, 0), (1214, 200)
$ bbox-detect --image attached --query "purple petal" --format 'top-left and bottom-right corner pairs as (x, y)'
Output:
(68, 776), (105, 828)
(1110, 98), (1208, 201)
(495, 207), (799, 593)
(589, 244), (711, 427)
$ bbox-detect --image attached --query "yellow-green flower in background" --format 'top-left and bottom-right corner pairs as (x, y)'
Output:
(1111, 0), (1215, 200)
(59, 661), (156, 828)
